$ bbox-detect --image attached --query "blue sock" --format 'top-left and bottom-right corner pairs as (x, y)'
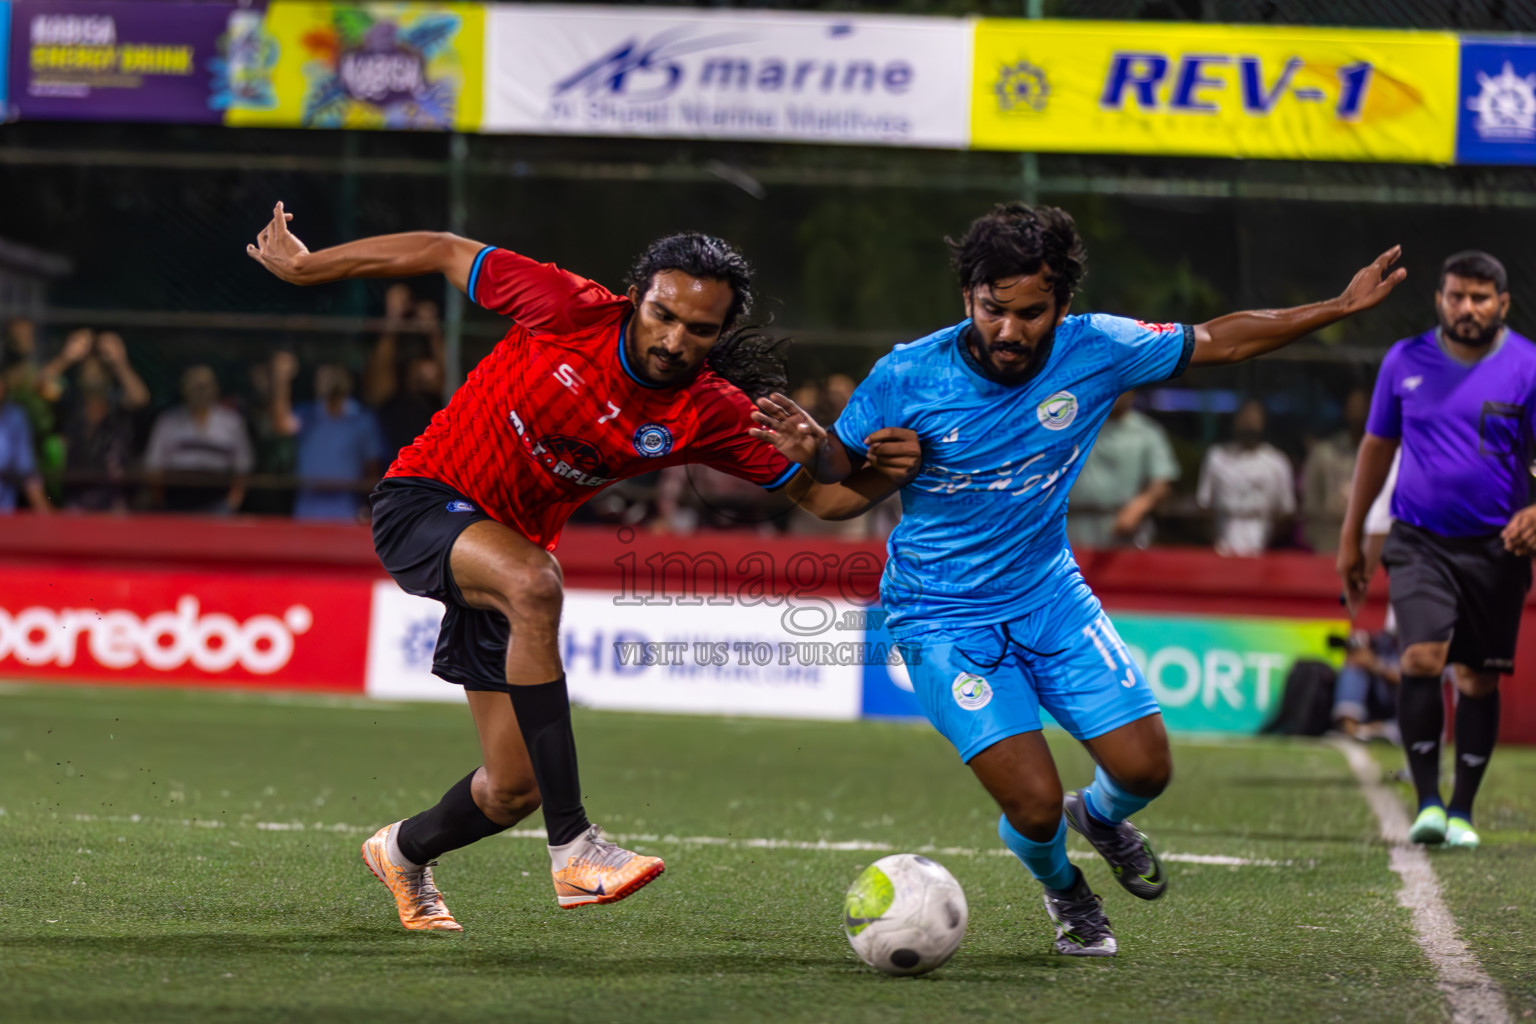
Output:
(998, 813), (1076, 892)
(1082, 765), (1152, 826)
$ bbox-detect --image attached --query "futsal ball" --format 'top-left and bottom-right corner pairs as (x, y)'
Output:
(842, 854), (968, 977)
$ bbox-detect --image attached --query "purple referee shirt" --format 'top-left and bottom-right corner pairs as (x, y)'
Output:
(1366, 328), (1536, 537)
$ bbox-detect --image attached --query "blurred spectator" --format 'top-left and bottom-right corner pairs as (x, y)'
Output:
(272, 352), (386, 522)
(365, 285), (446, 457)
(1197, 398), (1295, 556)
(237, 356), (296, 515)
(1067, 391), (1178, 549)
(823, 373), (856, 416)
(1333, 624), (1401, 743)
(4, 317), (59, 444)
(145, 365), (252, 513)
(56, 332), (151, 511)
(654, 462), (788, 535)
(1301, 387), (1368, 553)
(0, 368), (51, 513)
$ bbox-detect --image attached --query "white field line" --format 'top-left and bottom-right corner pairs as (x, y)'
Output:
(62, 812), (1285, 867)
(1334, 739), (1510, 1024)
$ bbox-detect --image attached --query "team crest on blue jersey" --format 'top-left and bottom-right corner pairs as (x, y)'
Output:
(633, 423), (674, 458)
(445, 500), (477, 513)
(1037, 391), (1078, 431)
(952, 672), (993, 711)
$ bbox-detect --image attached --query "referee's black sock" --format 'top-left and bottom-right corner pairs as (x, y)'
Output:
(507, 675), (591, 846)
(396, 768), (509, 866)
(1398, 674), (1446, 810)
(1449, 688), (1501, 824)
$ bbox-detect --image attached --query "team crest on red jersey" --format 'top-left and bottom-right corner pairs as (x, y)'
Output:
(633, 422), (674, 457)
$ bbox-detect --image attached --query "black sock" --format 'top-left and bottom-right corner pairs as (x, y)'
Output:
(397, 768), (508, 865)
(507, 676), (590, 846)
(1398, 674), (1445, 811)
(1449, 689), (1500, 823)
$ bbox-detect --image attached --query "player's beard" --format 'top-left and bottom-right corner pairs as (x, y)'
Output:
(1441, 311), (1503, 348)
(977, 326), (1054, 384)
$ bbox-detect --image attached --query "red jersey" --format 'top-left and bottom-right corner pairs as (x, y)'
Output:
(387, 246), (797, 549)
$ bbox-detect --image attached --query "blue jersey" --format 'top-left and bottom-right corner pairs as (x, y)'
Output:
(835, 314), (1193, 634)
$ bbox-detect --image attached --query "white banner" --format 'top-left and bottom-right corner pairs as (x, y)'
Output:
(483, 5), (972, 148)
(366, 583), (865, 720)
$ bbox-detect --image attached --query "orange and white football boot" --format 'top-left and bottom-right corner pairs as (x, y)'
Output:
(361, 822), (464, 932)
(550, 825), (665, 908)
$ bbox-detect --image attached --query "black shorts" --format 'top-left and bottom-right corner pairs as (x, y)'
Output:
(369, 477), (514, 692)
(1381, 521), (1532, 674)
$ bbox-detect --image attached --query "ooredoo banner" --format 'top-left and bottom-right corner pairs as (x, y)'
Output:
(971, 19), (1460, 164)
(482, 5), (972, 148)
(0, 566), (370, 690)
(8, 0), (237, 123)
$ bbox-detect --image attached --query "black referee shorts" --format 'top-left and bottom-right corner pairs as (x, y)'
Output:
(369, 476), (515, 693)
(1381, 520), (1532, 674)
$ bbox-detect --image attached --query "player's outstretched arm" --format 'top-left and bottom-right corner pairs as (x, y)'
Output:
(246, 202), (485, 294)
(789, 428), (922, 521)
(1190, 246), (1405, 366)
(749, 392), (854, 484)
(1337, 432), (1399, 617)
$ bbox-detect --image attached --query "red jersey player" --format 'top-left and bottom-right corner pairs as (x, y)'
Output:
(247, 202), (917, 932)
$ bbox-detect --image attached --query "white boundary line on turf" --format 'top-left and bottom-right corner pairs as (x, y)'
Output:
(1333, 739), (1510, 1024)
(61, 812), (1286, 867)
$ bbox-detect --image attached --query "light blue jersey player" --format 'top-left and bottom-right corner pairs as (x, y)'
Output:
(752, 203), (1407, 957)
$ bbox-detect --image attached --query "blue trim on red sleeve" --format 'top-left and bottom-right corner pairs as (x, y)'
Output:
(467, 246), (495, 307)
(1169, 324), (1196, 380)
(762, 462), (800, 491)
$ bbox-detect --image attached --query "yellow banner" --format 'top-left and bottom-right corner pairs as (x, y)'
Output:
(224, 1), (483, 131)
(972, 20), (1458, 163)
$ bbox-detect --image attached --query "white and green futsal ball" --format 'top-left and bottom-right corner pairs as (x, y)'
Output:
(842, 854), (968, 977)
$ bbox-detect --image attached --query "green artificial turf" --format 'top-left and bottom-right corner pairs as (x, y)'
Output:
(3, 684), (1522, 1023)
(1367, 739), (1536, 1019)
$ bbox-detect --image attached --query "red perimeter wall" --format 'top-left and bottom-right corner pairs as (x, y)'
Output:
(1, 514), (1531, 743)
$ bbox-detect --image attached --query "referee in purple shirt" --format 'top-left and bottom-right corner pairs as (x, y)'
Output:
(1340, 251), (1536, 849)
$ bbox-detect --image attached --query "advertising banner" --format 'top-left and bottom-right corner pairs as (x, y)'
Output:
(862, 610), (1346, 735)
(482, 5), (971, 148)
(971, 20), (1459, 164)
(1456, 39), (1536, 165)
(0, 566), (371, 691)
(8, 0), (236, 123)
(367, 583), (868, 719)
(223, 0), (483, 131)
(0, 2), (10, 117)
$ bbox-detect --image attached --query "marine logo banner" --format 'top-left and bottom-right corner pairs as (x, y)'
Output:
(971, 20), (1458, 164)
(1457, 39), (1536, 165)
(483, 5), (972, 148)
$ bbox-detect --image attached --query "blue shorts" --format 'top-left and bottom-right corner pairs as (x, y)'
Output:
(894, 582), (1161, 762)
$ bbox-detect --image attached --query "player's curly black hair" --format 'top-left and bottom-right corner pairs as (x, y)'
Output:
(626, 233), (788, 400)
(704, 327), (790, 401)
(626, 232), (754, 329)
(947, 202), (1087, 309)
